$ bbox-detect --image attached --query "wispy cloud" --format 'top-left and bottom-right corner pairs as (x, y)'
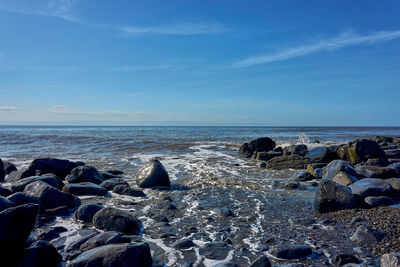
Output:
(233, 30), (400, 68)
(0, 106), (19, 111)
(120, 22), (229, 36)
(109, 64), (176, 72)
(49, 105), (128, 116)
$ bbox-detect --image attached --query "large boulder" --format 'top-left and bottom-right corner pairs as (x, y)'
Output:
(136, 159), (170, 188)
(0, 159), (5, 181)
(322, 160), (359, 181)
(7, 192), (44, 211)
(62, 182), (108, 196)
(268, 244), (312, 259)
(266, 154), (311, 170)
(24, 181), (81, 209)
(14, 240), (62, 267)
(0, 196), (16, 212)
(0, 204), (40, 253)
(239, 137), (276, 158)
(66, 243), (152, 267)
(11, 174), (64, 192)
(0, 185), (12, 197)
(330, 171), (359, 186)
(79, 231), (131, 252)
(75, 203), (104, 223)
(314, 180), (358, 213)
(3, 161), (17, 174)
(355, 165), (397, 179)
(305, 146), (330, 163)
(350, 178), (395, 200)
(23, 158), (79, 179)
(66, 166), (104, 184)
(255, 151), (282, 161)
(385, 149), (400, 159)
(93, 207), (142, 235)
(337, 139), (387, 164)
(283, 144), (308, 156)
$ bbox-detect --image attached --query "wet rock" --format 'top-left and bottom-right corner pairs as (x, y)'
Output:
(24, 158), (79, 179)
(0, 185), (12, 197)
(388, 178), (400, 192)
(66, 243), (153, 267)
(173, 239), (195, 250)
(199, 242), (231, 260)
(364, 196), (396, 207)
(66, 166), (104, 184)
(66, 232), (99, 252)
(36, 226), (67, 241)
(322, 160), (359, 181)
(366, 158), (388, 167)
(338, 139), (387, 164)
(75, 203), (104, 223)
(239, 137), (276, 158)
(100, 178), (129, 191)
(3, 161), (17, 175)
(260, 162), (267, 168)
(36, 214), (56, 227)
(106, 170), (124, 175)
(7, 192), (44, 211)
(215, 207), (235, 217)
(268, 244), (312, 259)
(305, 146), (330, 163)
(113, 185), (146, 197)
(350, 225), (384, 245)
(0, 204), (39, 253)
(314, 180), (357, 213)
(284, 144), (308, 157)
(331, 253), (361, 266)
(93, 207), (142, 235)
(213, 263), (240, 267)
(249, 255), (271, 267)
(381, 252), (400, 267)
(331, 171), (359, 186)
(136, 159), (171, 188)
(256, 151), (282, 161)
(290, 170), (313, 182)
(306, 163), (327, 176)
(11, 174), (65, 192)
(80, 231), (131, 252)
(374, 136), (394, 144)
(6, 169), (30, 182)
(266, 154), (311, 170)
(14, 240), (62, 267)
(0, 196), (16, 212)
(62, 182), (108, 196)
(45, 206), (70, 216)
(99, 171), (120, 179)
(288, 217), (316, 227)
(156, 200), (177, 210)
(0, 159), (6, 181)
(356, 165), (397, 179)
(24, 181), (81, 209)
(385, 149), (400, 159)
(350, 178), (394, 200)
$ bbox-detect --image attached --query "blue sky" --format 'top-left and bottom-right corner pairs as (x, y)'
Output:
(0, 0), (400, 126)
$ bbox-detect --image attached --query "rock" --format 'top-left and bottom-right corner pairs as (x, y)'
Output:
(255, 151), (282, 161)
(11, 174), (65, 192)
(388, 163), (400, 175)
(93, 207), (142, 235)
(0, 196), (16, 212)
(266, 155), (311, 170)
(381, 252), (400, 267)
(0, 204), (39, 253)
(239, 137), (276, 158)
(331, 171), (359, 186)
(307, 163), (327, 175)
(66, 232), (99, 252)
(0, 185), (12, 197)
(313, 168), (323, 179)
(356, 165), (397, 179)
(0, 159), (5, 181)
(199, 242), (231, 260)
(288, 217), (316, 227)
(36, 226), (67, 241)
(45, 206), (70, 216)
(106, 170), (124, 175)
(366, 158), (388, 167)
(350, 225), (383, 245)
(7, 192), (44, 211)
(6, 169), (30, 182)
(113, 185), (146, 197)
(364, 196), (396, 207)
(213, 263), (240, 267)
(314, 180), (358, 213)
(388, 178), (400, 191)
(80, 231), (131, 252)
(66, 243), (152, 267)
(249, 255), (272, 267)
(100, 178), (129, 191)
(215, 207), (234, 217)
(284, 144), (308, 157)
(173, 239), (195, 250)
(99, 171), (120, 179)
(284, 182), (300, 190)
(350, 178), (394, 200)
(290, 170), (313, 182)
(136, 159), (171, 188)
(322, 160), (359, 181)
(305, 147), (330, 163)
(374, 136), (394, 144)
(66, 166), (104, 184)
(331, 253), (360, 266)
(385, 149), (400, 159)
(14, 240), (62, 267)
(24, 158), (79, 178)
(338, 139), (387, 164)
(268, 244), (312, 259)
(62, 182), (108, 196)
(24, 181), (81, 209)
(75, 203), (104, 223)
(3, 161), (17, 174)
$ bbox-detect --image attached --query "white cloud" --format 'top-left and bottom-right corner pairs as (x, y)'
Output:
(0, 106), (19, 111)
(120, 22), (229, 36)
(109, 64), (175, 72)
(49, 106), (128, 116)
(233, 30), (400, 68)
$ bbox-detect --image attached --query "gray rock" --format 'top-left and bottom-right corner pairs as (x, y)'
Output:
(7, 192), (44, 211)
(350, 178), (394, 199)
(385, 149), (400, 159)
(62, 182), (108, 196)
(93, 207), (142, 235)
(381, 252), (400, 267)
(24, 158), (79, 178)
(11, 174), (64, 192)
(239, 137), (276, 158)
(173, 239), (195, 250)
(3, 161), (17, 175)
(366, 158), (388, 167)
(306, 163), (327, 176)
(331, 253), (360, 266)
(266, 154), (311, 170)
(99, 171), (120, 179)
(136, 159), (170, 188)
(66, 243), (153, 267)
(313, 168), (324, 179)
(355, 165), (397, 179)
(113, 185), (146, 197)
(66, 232), (99, 252)
(331, 171), (359, 186)
(351, 225), (383, 245)
(364, 196), (396, 207)
(75, 203), (104, 223)
(66, 166), (104, 184)
(322, 160), (358, 181)
(100, 178), (129, 191)
(0, 196), (15, 212)
(388, 178), (400, 191)
(305, 146), (330, 162)
(256, 151), (282, 161)
(0, 159), (6, 181)
(290, 170), (313, 182)
(14, 240), (62, 267)
(314, 180), (358, 213)
(268, 244), (312, 259)
(337, 139), (387, 164)
(249, 255), (271, 267)
(80, 231), (131, 252)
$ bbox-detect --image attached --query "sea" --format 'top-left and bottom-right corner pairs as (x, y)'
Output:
(1, 126), (400, 266)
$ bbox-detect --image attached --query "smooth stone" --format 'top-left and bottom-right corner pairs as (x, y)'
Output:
(3, 161), (17, 175)
(66, 232), (99, 252)
(199, 242), (230, 260)
(93, 207), (142, 235)
(268, 244), (312, 259)
(113, 185), (146, 197)
(350, 225), (383, 245)
(100, 178), (129, 191)
(239, 137), (276, 158)
(356, 165), (397, 179)
(314, 180), (358, 213)
(11, 174), (64, 192)
(290, 170), (313, 182)
(36, 226), (67, 241)
(331, 171), (359, 186)
(173, 239), (195, 250)
(75, 203), (104, 223)
(0, 159), (5, 181)
(62, 182), (108, 196)
(305, 146), (330, 163)
(80, 231), (131, 252)
(381, 252), (400, 267)
(350, 178), (394, 199)
(136, 159), (171, 188)
(99, 171), (120, 179)
(256, 151), (282, 161)
(0, 185), (12, 197)
(337, 139), (387, 164)
(322, 160), (358, 181)
(331, 253), (361, 266)
(66, 166), (104, 184)
(24, 158), (79, 178)
(266, 154), (311, 170)
(14, 240), (62, 267)
(306, 163), (327, 176)
(364, 196), (396, 207)
(0, 196), (16, 212)
(249, 255), (272, 267)
(284, 144), (308, 156)
(7, 192), (44, 211)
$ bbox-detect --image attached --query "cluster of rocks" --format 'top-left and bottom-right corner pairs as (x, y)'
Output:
(0, 157), (171, 266)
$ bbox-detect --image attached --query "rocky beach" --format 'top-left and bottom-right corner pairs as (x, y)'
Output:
(0, 126), (400, 267)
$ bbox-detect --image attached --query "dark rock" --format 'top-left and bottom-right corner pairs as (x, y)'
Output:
(100, 178), (129, 191)
(249, 255), (271, 267)
(156, 200), (177, 210)
(239, 137), (276, 158)
(364, 196), (396, 207)
(337, 139), (387, 164)
(113, 185), (146, 197)
(36, 214), (56, 227)
(268, 244), (312, 259)
(313, 168), (324, 179)
(266, 154), (311, 170)
(288, 217), (316, 227)
(307, 163), (327, 176)
(0, 159), (5, 181)
(75, 203), (104, 223)
(24, 158), (79, 179)
(136, 159), (171, 188)
(66, 232), (99, 252)
(283, 182), (300, 190)
(365, 158), (388, 167)
(305, 147), (331, 163)
(388, 178), (400, 191)
(350, 225), (383, 245)
(62, 182), (108, 196)
(388, 163), (400, 175)
(331, 253), (360, 266)
(80, 231), (131, 252)
(24, 181), (81, 209)
(0, 196), (16, 212)
(374, 136), (394, 144)
(173, 239), (195, 250)
(314, 180), (358, 213)
(330, 171), (359, 186)
(350, 178), (394, 200)
(11, 174), (64, 192)
(99, 171), (119, 180)
(255, 151), (282, 161)
(322, 160), (359, 181)
(6, 169), (30, 182)
(290, 170), (313, 182)
(0, 204), (39, 253)
(36, 226), (67, 241)
(381, 253), (400, 267)
(106, 170), (124, 175)
(199, 242), (230, 260)
(213, 263), (240, 267)
(7, 192), (44, 211)
(355, 165), (397, 179)
(66, 166), (104, 184)
(66, 243), (152, 267)
(14, 240), (62, 267)
(385, 149), (400, 159)
(3, 161), (17, 174)
(215, 207), (234, 217)
(93, 207), (142, 235)
(284, 144), (308, 157)
(0, 185), (12, 197)
(260, 162), (267, 168)
(45, 206), (70, 216)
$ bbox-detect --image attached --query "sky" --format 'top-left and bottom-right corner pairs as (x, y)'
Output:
(0, 0), (400, 126)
